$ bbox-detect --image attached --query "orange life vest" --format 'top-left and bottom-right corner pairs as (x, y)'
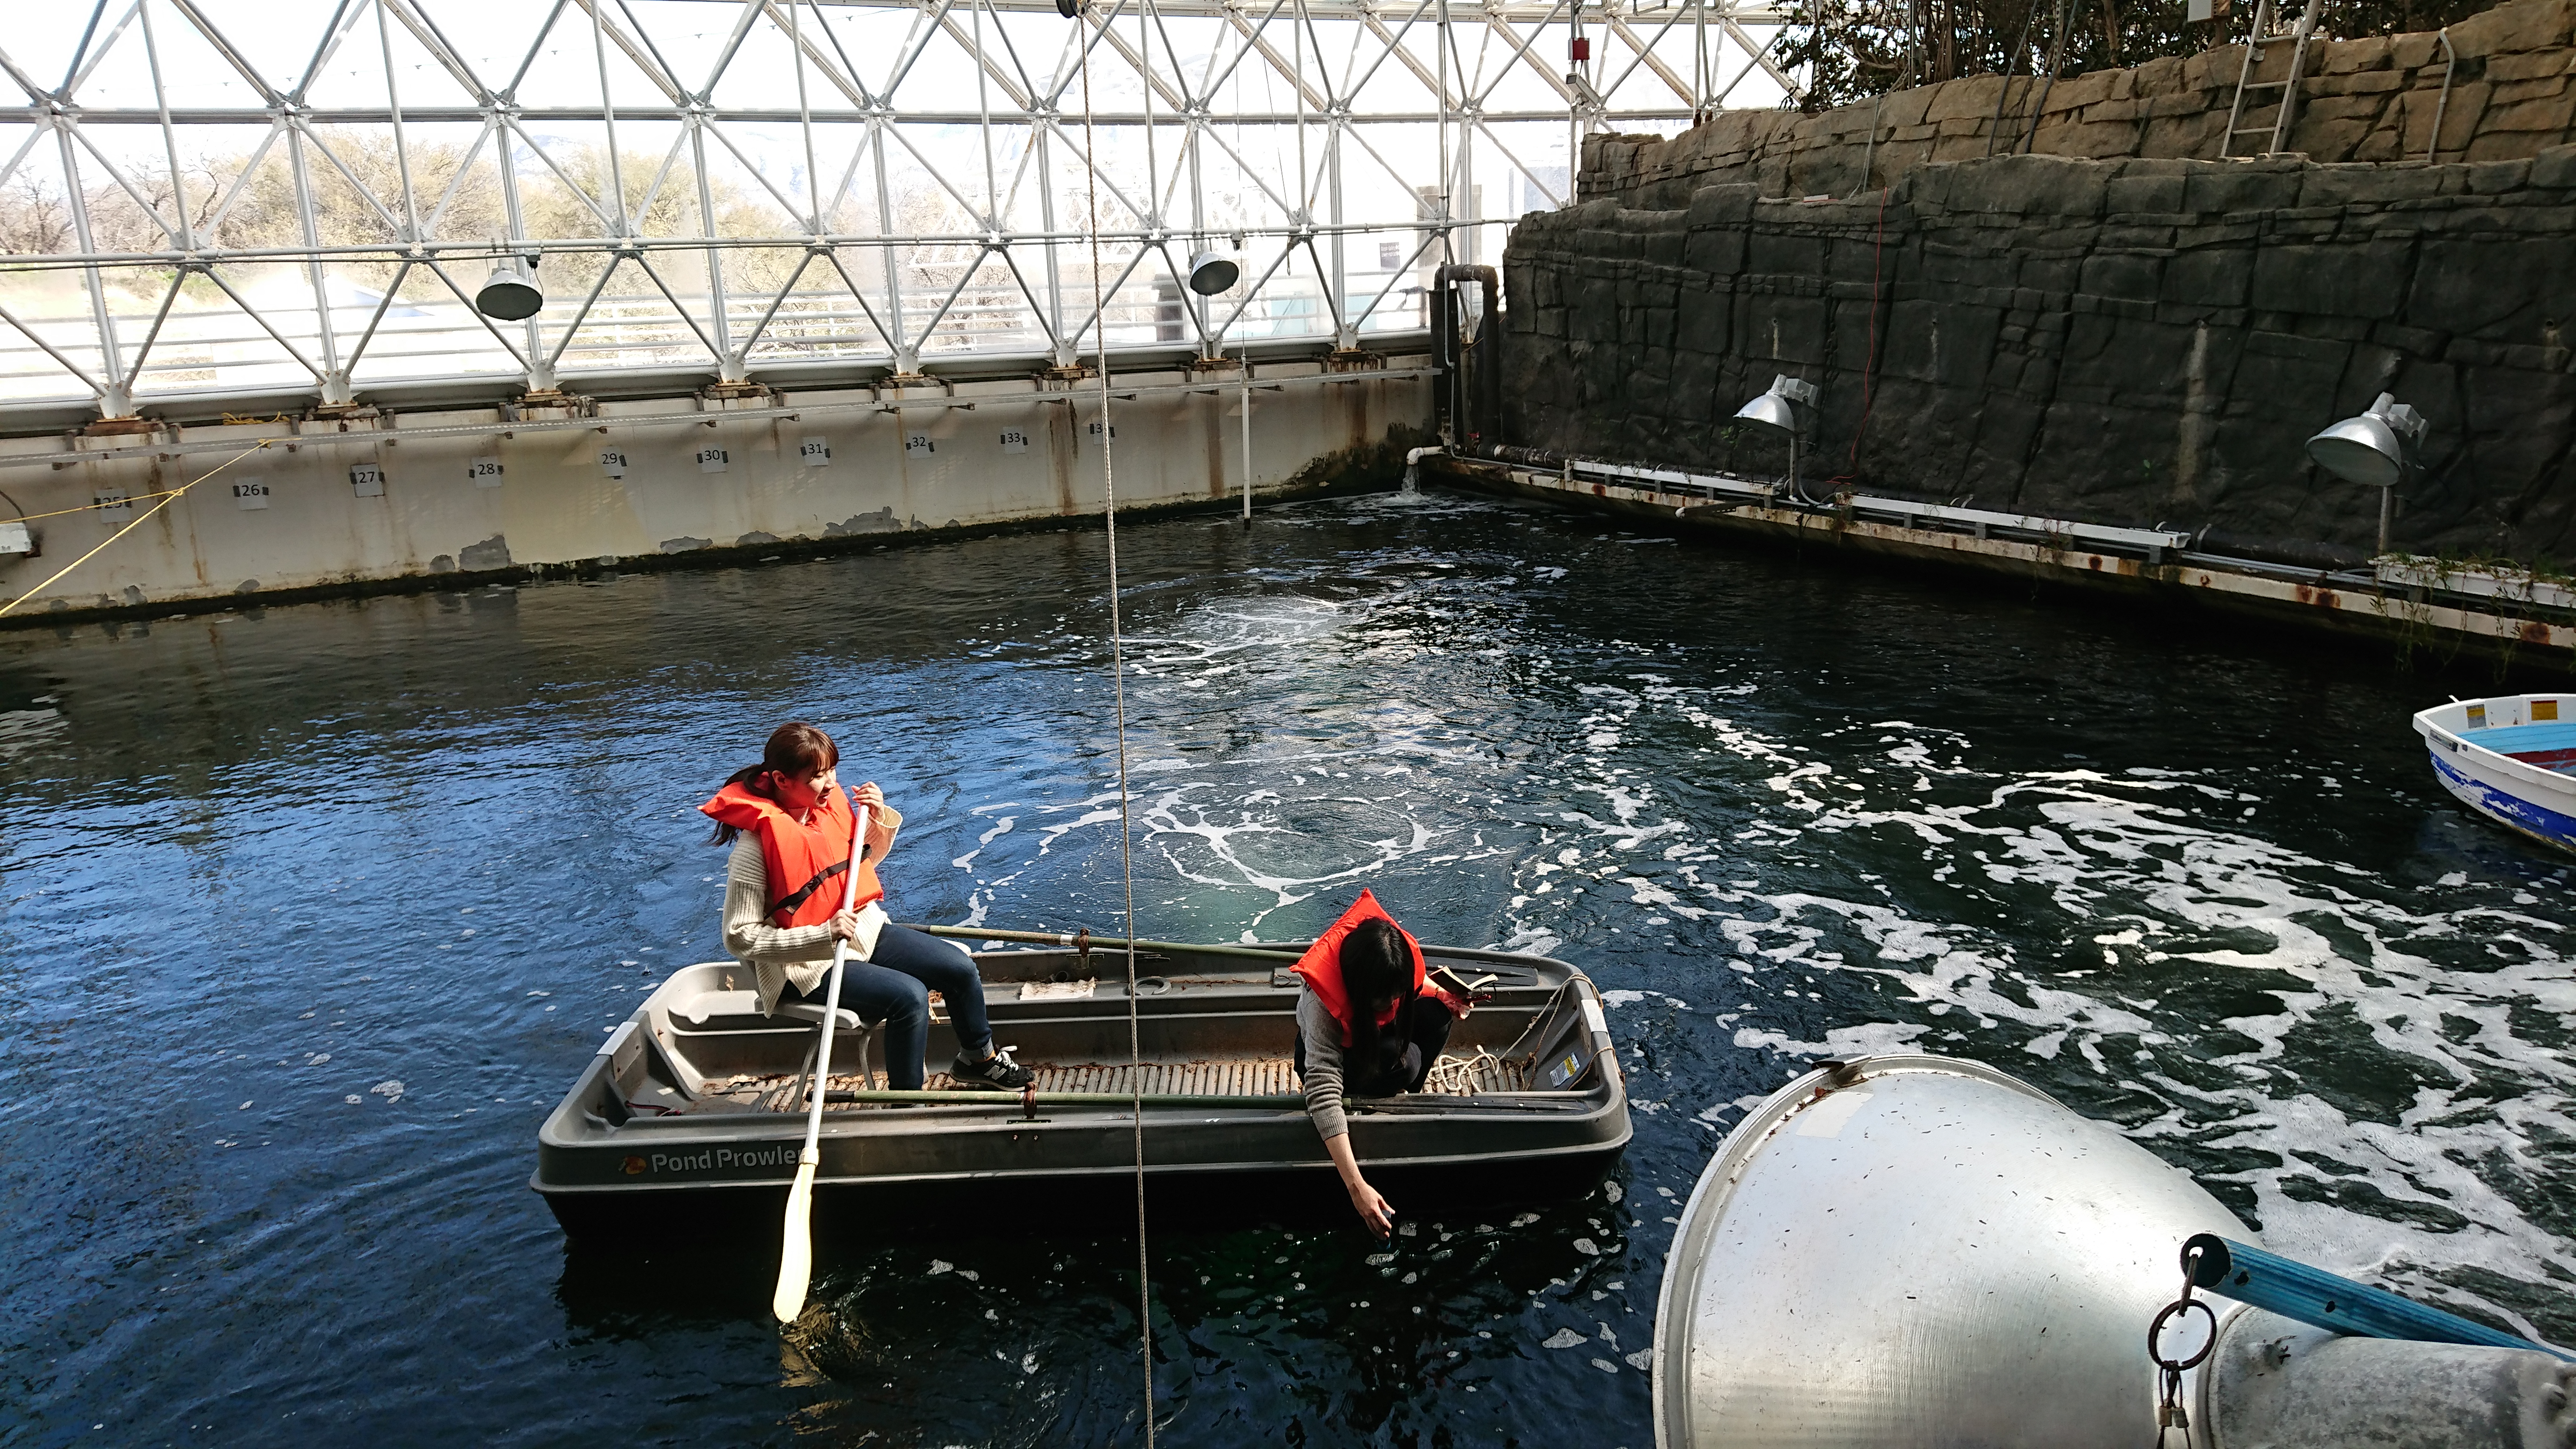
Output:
(699, 781), (883, 927)
(1290, 888), (1427, 1047)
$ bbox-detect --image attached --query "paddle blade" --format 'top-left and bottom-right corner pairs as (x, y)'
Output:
(772, 1156), (818, 1323)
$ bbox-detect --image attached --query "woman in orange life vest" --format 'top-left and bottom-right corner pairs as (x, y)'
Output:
(1290, 889), (1477, 1237)
(701, 721), (1033, 1092)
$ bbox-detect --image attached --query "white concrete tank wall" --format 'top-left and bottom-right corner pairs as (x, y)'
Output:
(0, 357), (1430, 618)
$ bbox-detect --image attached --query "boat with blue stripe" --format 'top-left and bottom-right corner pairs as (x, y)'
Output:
(2412, 695), (2576, 852)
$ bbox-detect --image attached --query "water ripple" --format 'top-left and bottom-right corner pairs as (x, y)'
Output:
(1, 495), (2568, 1446)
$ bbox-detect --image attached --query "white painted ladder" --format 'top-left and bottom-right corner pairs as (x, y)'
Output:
(2220, 0), (2326, 157)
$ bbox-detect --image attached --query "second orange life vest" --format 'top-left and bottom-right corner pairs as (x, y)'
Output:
(1290, 887), (1427, 1047)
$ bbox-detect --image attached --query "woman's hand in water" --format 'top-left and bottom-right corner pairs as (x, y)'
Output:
(828, 908), (862, 943)
(1347, 1177), (1395, 1239)
(1325, 1132), (1393, 1237)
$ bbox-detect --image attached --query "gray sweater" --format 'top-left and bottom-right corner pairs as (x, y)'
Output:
(1297, 991), (1356, 1141)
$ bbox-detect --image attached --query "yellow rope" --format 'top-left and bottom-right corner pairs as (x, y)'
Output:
(0, 440), (274, 618)
(4, 487), (190, 524)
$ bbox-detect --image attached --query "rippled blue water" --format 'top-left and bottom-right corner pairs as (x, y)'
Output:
(3, 489), (2570, 1447)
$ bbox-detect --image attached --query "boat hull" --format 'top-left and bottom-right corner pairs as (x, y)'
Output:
(534, 939), (1631, 1237)
(2427, 746), (2576, 852)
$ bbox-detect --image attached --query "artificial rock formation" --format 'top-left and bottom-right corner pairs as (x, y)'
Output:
(1502, 2), (2576, 567)
(1588, 0), (2576, 207)
(1504, 149), (2576, 565)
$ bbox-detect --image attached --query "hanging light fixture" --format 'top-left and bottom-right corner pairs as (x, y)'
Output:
(475, 255), (543, 321)
(1187, 249), (1240, 296)
(2305, 391), (2425, 555)
(1734, 374), (1821, 504)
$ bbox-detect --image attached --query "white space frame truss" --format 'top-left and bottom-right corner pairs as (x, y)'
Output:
(0, 0), (1797, 417)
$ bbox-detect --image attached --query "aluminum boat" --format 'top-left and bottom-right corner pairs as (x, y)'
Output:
(532, 929), (1630, 1236)
(2414, 694), (2576, 852)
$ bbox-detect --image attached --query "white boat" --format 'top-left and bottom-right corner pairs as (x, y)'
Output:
(2412, 695), (2576, 852)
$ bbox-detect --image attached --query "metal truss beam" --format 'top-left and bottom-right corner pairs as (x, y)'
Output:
(0, 0), (1797, 417)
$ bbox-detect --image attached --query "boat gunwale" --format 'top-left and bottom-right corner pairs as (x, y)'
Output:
(547, 1087), (1612, 1138)
(528, 1127), (1635, 1202)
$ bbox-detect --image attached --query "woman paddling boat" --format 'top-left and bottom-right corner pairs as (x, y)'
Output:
(699, 721), (1032, 1092)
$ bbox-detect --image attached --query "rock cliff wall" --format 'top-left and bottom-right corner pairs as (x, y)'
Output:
(1502, 148), (2576, 565)
(1583, 0), (2576, 208)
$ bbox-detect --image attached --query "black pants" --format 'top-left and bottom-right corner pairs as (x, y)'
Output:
(1294, 998), (1456, 1097)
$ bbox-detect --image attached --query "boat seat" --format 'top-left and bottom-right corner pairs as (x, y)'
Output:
(2460, 722), (2576, 766)
(667, 990), (886, 1093)
(767, 998), (888, 1096)
(772, 1000), (863, 1032)
(673, 988), (766, 1026)
(673, 991), (864, 1034)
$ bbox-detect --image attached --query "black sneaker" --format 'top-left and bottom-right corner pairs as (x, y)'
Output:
(951, 1047), (1035, 1090)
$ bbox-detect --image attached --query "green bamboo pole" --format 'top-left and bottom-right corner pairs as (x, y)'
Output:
(896, 922), (1302, 963)
(812, 1090), (1589, 1111)
(822, 1088), (1303, 1108)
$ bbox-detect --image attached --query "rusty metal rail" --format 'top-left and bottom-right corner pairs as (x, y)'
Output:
(1449, 453), (2576, 656)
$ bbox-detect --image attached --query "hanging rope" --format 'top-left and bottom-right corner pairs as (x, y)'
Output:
(1, 486), (190, 525)
(0, 439), (274, 618)
(1076, 13), (1155, 1444)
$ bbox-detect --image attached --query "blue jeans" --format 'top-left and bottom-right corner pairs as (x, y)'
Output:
(781, 924), (994, 1090)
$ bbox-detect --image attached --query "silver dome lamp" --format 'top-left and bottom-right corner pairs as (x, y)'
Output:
(2305, 391), (2426, 556)
(1185, 249), (1241, 368)
(1186, 249), (1239, 296)
(1734, 373), (1821, 504)
(475, 255), (544, 322)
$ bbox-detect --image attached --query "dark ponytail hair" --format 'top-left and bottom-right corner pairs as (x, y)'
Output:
(1339, 917), (1413, 1015)
(1340, 917), (1416, 1071)
(706, 720), (841, 845)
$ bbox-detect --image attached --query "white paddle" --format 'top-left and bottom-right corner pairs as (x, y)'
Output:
(772, 797), (871, 1324)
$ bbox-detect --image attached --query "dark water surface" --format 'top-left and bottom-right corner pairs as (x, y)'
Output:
(5, 490), (2573, 1447)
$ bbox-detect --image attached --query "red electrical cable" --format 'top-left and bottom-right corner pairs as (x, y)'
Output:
(1822, 185), (1892, 491)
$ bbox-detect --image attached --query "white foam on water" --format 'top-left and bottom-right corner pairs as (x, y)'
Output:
(1420, 658), (2572, 1336)
(939, 532), (2574, 1340)
(949, 814), (1017, 871)
(1030, 798), (1126, 856)
(1675, 719), (2571, 1333)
